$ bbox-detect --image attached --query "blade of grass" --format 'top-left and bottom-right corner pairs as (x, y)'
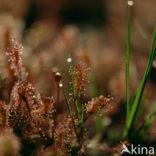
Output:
(135, 102), (156, 138)
(68, 58), (79, 115)
(62, 84), (82, 146)
(77, 93), (84, 136)
(126, 2), (131, 124)
(62, 86), (73, 118)
(78, 107), (84, 135)
(79, 94), (84, 124)
(124, 26), (156, 138)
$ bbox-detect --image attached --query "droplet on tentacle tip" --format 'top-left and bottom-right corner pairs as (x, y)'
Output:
(128, 0), (134, 6)
(59, 82), (63, 88)
(152, 60), (156, 68)
(67, 57), (72, 63)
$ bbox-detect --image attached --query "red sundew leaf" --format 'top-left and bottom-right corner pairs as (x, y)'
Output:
(74, 63), (89, 96)
(6, 36), (27, 80)
(85, 96), (113, 115)
(9, 80), (55, 142)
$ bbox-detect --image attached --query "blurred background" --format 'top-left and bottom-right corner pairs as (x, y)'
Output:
(0, 0), (156, 98)
(0, 0), (156, 155)
(0, 0), (156, 49)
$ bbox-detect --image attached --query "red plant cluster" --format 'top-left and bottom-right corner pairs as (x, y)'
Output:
(52, 96), (112, 155)
(74, 63), (89, 96)
(0, 35), (113, 155)
(9, 80), (54, 142)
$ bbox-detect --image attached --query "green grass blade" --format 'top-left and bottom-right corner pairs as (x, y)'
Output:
(78, 106), (84, 134)
(136, 102), (156, 137)
(62, 86), (73, 118)
(69, 59), (79, 115)
(124, 26), (156, 138)
(126, 2), (131, 123)
(79, 94), (84, 123)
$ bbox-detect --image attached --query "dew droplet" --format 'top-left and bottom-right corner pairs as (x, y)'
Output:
(128, 0), (134, 6)
(67, 57), (72, 63)
(153, 60), (156, 68)
(59, 82), (63, 88)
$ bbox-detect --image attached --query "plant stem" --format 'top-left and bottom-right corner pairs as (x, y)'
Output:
(62, 86), (73, 118)
(124, 26), (156, 138)
(69, 60), (79, 115)
(126, 3), (131, 125)
(56, 83), (60, 108)
(135, 101), (156, 138)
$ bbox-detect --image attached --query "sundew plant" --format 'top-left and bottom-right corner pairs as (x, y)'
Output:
(0, 0), (156, 156)
(0, 32), (112, 156)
